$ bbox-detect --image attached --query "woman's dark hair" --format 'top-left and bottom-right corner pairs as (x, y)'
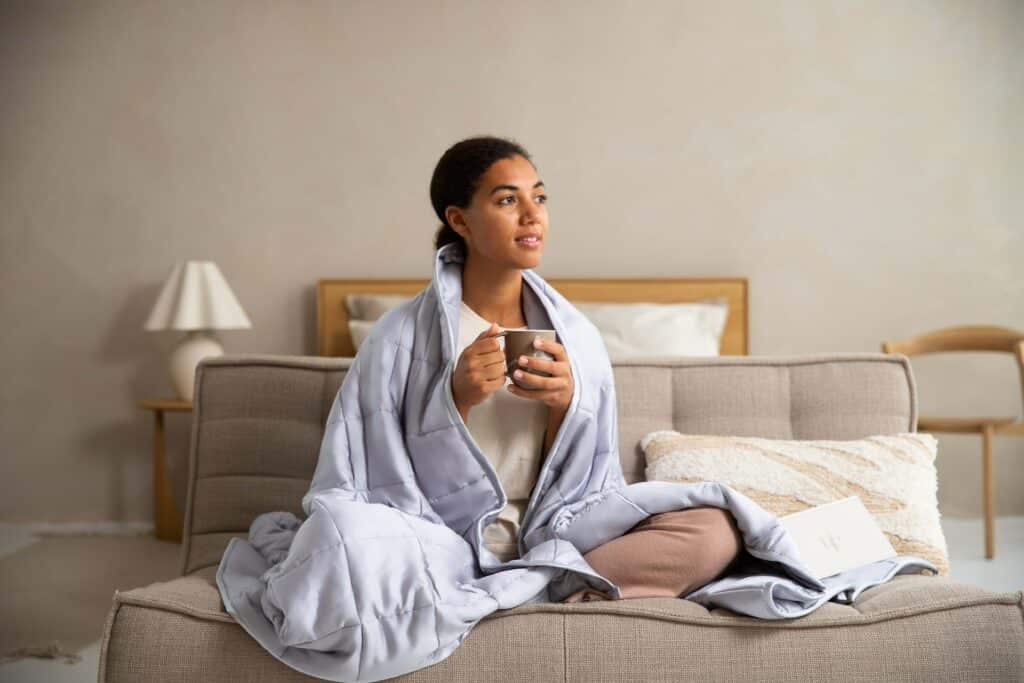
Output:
(430, 135), (533, 252)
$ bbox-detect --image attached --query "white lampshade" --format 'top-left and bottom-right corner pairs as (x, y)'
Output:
(144, 261), (252, 331)
(144, 261), (252, 400)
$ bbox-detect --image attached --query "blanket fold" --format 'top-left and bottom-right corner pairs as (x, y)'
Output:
(217, 242), (936, 682)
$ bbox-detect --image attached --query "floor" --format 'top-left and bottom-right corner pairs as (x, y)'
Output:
(1, 517), (1022, 683)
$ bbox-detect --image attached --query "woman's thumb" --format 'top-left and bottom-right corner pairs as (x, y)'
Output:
(476, 321), (499, 339)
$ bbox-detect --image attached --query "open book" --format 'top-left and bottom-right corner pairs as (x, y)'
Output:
(779, 496), (897, 580)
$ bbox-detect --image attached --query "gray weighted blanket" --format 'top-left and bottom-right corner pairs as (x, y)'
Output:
(217, 242), (936, 682)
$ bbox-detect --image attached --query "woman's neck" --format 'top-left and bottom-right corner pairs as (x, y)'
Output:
(460, 255), (527, 328)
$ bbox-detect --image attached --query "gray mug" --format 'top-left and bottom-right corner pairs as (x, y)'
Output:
(497, 328), (557, 388)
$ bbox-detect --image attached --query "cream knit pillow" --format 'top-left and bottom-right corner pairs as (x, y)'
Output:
(641, 431), (950, 575)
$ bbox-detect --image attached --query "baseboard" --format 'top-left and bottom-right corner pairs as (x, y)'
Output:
(0, 521), (155, 536)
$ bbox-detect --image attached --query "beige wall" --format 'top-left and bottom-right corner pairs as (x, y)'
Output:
(1, 1), (1021, 524)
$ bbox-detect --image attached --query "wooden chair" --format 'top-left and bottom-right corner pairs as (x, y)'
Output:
(882, 325), (1024, 559)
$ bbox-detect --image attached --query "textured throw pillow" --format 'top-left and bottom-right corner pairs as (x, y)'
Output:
(345, 294), (412, 322)
(574, 298), (728, 360)
(640, 431), (950, 575)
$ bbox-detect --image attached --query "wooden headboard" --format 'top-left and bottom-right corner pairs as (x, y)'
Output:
(317, 277), (748, 357)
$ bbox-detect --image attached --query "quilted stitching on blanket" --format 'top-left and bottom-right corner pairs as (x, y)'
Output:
(216, 242), (937, 682)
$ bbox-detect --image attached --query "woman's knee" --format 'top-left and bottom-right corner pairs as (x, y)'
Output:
(687, 508), (743, 582)
(572, 507), (748, 600)
(642, 508), (740, 586)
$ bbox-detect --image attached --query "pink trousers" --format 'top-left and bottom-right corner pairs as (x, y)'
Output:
(562, 506), (744, 603)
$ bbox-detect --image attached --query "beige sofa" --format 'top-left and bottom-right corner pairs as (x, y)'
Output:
(99, 353), (1024, 681)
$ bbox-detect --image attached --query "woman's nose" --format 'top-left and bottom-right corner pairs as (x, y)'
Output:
(520, 202), (539, 224)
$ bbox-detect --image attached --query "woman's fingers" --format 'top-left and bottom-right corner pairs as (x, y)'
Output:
(514, 354), (559, 376)
(473, 364), (509, 383)
(533, 338), (567, 362)
(477, 351), (507, 369)
(471, 338), (503, 356)
(509, 368), (571, 392)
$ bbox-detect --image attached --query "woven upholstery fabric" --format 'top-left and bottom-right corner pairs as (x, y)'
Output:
(563, 583), (1024, 682)
(94, 353), (1024, 681)
(101, 567), (565, 683)
(99, 567), (1023, 681)
(181, 357), (348, 575)
(612, 357), (915, 483)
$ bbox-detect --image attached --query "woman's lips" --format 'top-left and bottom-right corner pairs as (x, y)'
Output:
(515, 236), (541, 249)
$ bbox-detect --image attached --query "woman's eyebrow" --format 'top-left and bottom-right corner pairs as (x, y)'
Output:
(489, 180), (545, 196)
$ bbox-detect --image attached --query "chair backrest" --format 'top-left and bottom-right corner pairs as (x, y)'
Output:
(882, 324), (1024, 420)
(180, 353), (919, 575)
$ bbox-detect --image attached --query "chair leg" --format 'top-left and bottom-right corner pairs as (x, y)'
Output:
(982, 425), (995, 559)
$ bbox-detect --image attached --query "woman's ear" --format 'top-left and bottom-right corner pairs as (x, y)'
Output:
(445, 206), (470, 241)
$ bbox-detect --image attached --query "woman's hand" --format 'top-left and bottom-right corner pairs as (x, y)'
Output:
(451, 322), (507, 419)
(507, 337), (574, 413)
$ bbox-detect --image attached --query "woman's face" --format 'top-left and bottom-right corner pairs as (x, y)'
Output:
(447, 154), (548, 270)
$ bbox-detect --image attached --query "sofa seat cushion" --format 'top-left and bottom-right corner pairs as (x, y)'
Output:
(100, 570), (1023, 682)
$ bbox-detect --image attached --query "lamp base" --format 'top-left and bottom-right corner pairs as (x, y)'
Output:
(169, 330), (224, 401)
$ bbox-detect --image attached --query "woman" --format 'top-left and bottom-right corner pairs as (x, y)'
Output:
(217, 136), (932, 681)
(429, 135), (744, 601)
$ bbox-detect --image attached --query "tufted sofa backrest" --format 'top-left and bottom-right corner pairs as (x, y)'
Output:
(180, 353), (916, 575)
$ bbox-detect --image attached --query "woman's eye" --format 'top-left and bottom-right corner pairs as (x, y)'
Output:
(498, 194), (546, 206)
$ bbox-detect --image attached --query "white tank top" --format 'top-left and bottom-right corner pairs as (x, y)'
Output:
(456, 299), (549, 562)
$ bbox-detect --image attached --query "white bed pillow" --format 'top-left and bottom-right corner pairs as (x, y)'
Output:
(345, 294), (412, 322)
(348, 319), (377, 352)
(344, 294), (729, 359)
(574, 298), (728, 360)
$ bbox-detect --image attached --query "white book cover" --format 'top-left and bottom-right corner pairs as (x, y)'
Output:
(779, 496), (897, 579)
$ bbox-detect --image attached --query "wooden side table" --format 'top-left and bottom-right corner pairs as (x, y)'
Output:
(139, 399), (192, 542)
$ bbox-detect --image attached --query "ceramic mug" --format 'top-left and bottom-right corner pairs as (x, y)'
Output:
(497, 329), (557, 389)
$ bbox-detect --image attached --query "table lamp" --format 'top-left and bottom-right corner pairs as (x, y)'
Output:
(144, 261), (252, 401)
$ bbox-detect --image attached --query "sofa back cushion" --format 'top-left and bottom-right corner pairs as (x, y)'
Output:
(180, 354), (916, 575)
